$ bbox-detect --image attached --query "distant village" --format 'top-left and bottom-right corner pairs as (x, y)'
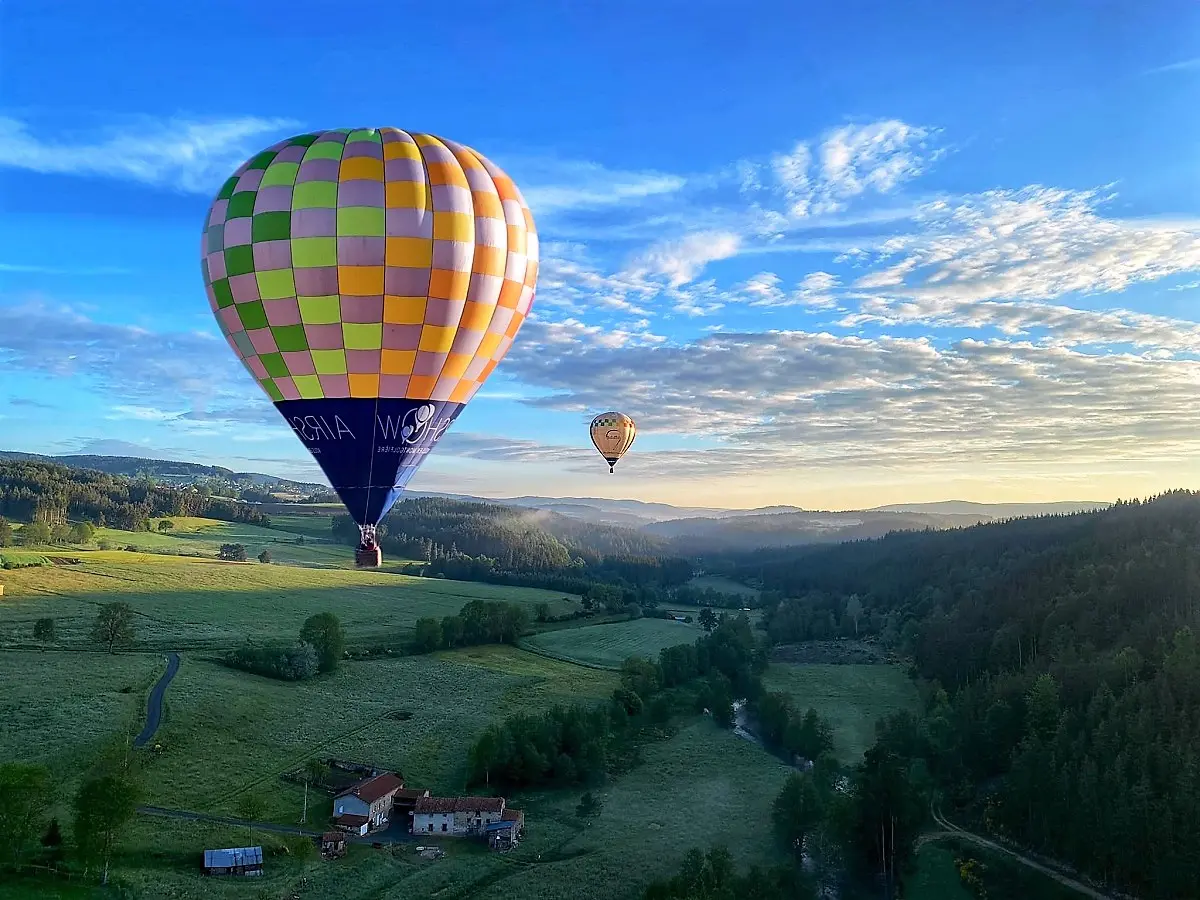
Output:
(203, 760), (523, 877)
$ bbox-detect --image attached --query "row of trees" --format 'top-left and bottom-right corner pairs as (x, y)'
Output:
(0, 460), (269, 532)
(0, 518), (95, 548)
(222, 613), (345, 681)
(411, 599), (530, 653)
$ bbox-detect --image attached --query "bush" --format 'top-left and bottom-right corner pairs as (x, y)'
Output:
(222, 642), (319, 681)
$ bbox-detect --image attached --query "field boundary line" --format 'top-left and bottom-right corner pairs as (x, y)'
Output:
(514, 640), (621, 672)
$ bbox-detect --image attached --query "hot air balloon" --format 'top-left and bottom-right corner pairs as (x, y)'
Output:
(590, 412), (637, 473)
(201, 128), (538, 566)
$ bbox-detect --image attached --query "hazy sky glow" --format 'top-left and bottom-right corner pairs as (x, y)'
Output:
(2, 1), (1200, 509)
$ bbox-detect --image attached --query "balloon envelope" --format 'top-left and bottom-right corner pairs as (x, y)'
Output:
(201, 128), (538, 528)
(590, 412), (637, 472)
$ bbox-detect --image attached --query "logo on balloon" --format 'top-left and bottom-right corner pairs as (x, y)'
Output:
(400, 403), (437, 444)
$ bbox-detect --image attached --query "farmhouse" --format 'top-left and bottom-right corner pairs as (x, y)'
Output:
(203, 846), (263, 877)
(333, 772), (404, 833)
(487, 808), (526, 850)
(412, 796), (508, 837)
(320, 832), (347, 859)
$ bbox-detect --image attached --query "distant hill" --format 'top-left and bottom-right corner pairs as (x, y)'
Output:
(1, 449), (1112, 552)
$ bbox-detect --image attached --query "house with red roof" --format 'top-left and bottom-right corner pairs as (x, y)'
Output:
(332, 772), (404, 833)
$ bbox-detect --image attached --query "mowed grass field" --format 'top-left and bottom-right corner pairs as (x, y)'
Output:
(521, 616), (702, 668)
(763, 662), (921, 761)
(0, 554), (580, 651)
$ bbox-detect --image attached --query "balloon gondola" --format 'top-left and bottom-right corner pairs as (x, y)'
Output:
(201, 128), (538, 566)
(590, 412), (637, 473)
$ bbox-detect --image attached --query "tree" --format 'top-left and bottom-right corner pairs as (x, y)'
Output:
(236, 791), (267, 846)
(68, 521), (95, 544)
(535, 602), (550, 623)
(219, 543), (247, 561)
(300, 612), (345, 673)
(413, 617), (443, 653)
(0, 763), (51, 870)
(576, 791), (602, 818)
(699, 606), (718, 633)
(20, 521), (51, 546)
(33, 617), (55, 645)
(50, 523), (71, 545)
(91, 602), (135, 653)
(157, 520), (174, 531)
(257, 549), (272, 564)
(301, 758), (325, 824)
(845, 594), (863, 636)
(41, 818), (64, 868)
(73, 774), (140, 885)
(0, 517), (12, 547)
(772, 772), (825, 860)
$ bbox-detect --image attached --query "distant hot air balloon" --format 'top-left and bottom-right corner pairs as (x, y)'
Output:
(590, 412), (637, 473)
(201, 128), (538, 566)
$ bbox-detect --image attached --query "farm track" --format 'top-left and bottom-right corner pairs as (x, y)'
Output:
(928, 803), (1124, 900)
(133, 651), (179, 748)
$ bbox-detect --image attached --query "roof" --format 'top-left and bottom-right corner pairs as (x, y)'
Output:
(501, 808), (524, 823)
(414, 796), (505, 815)
(485, 820), (517, 832)
(321, 832), (345, 843)
(394, 788), (430, 801)
(336, 772), (404, 804)
(204, 847), (263, 868)
(334, 813), (369, 826)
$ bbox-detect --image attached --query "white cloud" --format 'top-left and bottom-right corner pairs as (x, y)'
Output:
(771, 120), (936, 217)
(851, 186), (1200, 304)
(503, 325), (1200, 477)
(0, 115), (299, 193)
(516, 159), (686, 213)
(627, 231), (743, 287)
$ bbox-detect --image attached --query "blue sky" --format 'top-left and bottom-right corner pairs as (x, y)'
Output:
(3, 0), (1200, 508)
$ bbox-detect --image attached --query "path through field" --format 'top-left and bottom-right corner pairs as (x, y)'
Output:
(928, 803), (1121, 900)
(133, 651), (179, 748)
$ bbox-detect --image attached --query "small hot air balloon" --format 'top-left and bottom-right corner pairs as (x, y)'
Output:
(201, 128), (538, 566)
(590, 412), (637, 473)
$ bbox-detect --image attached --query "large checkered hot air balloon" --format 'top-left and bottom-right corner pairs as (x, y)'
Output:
(201, 128), (538, 566)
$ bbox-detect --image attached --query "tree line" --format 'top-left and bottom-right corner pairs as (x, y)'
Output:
(712, 489), (1200, 898)
(410, 598), (530, 654)
(0, 460), (270, 531)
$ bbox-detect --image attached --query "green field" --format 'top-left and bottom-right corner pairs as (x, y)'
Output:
(763, 662), (921, 761)
(0, 548), (919, 898)
(686, 575), (760, 598)
(522, 616), (701, 668)
(0, 554), (580, 651)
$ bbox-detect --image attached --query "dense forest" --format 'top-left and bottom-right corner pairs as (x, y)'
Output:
(719, 490), (1200, 898)
(332, 498), (697, 604)
(0, 460), (270, 529)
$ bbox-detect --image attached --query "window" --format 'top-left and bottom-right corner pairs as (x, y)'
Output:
(441, 823), (447, 832)
(427, 824), (433, 833)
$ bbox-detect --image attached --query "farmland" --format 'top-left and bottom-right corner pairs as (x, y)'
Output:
(0, 526), (922, 899)
(0, 554), (579, 651)
(762, 662), (922, 761)
(521, 616), (701, 668)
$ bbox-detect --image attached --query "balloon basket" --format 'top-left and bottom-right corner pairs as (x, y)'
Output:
(355, 547), (382, 568)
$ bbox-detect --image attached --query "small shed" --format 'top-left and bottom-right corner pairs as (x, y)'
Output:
(203, 846), (263, 877)
(320, 831), (347, 859)
(334, 813), (369, 836)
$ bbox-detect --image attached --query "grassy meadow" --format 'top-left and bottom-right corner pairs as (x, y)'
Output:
(521, 616), (702, 669)
(763, 662), (922, 761)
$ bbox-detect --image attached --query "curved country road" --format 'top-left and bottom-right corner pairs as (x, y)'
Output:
(133, 652), (180, 749)
(929, 803), (1121, 900)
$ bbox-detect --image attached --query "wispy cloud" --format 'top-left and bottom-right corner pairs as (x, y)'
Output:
(626, 231), (743, 287)
(1141, 57), (1200, 76)
(769, 120), (939, 217)
(0, 262), (133, 276)
(513, 158), (686, 213)
(0, 115), (298, 193)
